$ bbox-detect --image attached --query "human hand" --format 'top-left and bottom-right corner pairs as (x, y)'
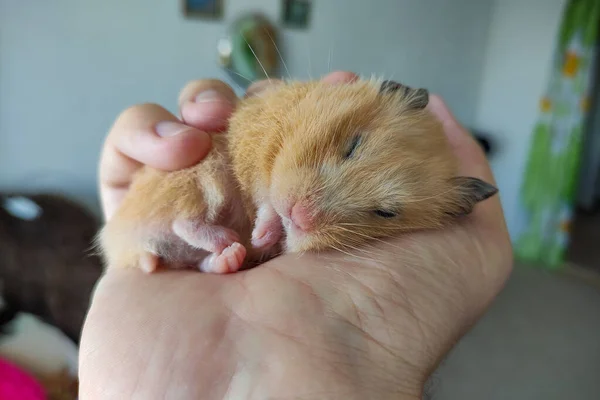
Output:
(98, 79), (239, 220)
(80, 72), (512, 399)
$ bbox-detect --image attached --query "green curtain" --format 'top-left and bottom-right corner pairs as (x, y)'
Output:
(515, 0), (600, 268)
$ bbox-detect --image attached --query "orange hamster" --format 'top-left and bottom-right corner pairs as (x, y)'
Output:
(96, 77), (498, 273)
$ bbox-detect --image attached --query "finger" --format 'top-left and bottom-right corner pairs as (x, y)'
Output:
(100, 103), (211, 219)
(244, 71), (359, 98)
(321, 71), (359, 84)
(178, 79), (238, 131)
(427, 95), (507, 233)
(427, 95), (495, 185)
(245, 78), (285, 98)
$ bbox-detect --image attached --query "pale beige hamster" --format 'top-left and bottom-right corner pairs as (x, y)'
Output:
(96, 77), (498, 273)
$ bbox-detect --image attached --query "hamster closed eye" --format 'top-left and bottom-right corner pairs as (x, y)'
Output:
(96, 77), (498, 273)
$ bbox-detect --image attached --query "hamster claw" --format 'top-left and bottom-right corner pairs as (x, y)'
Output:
(251, 229), (281, 249)
(140, 253), (159, 273)
(198, 242), (247, 274)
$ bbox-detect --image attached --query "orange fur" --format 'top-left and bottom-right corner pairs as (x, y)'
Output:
(97, 77), (497, 271)
(228, 78), (483, 253)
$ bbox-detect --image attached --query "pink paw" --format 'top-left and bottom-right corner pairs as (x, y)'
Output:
(251, 225), (282, 250)
(198, 242), (247, 274)
(140, 253), (159, 273)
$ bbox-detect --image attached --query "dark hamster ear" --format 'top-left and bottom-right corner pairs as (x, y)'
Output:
(379, 80), (429, 110)
(447, 177), (499, 217)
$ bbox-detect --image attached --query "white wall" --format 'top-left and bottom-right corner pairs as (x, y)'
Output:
(0, 0), (492, 215)
(473, 0), (567, 239)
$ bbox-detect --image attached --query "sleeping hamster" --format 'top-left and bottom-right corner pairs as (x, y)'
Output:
(96, 78), (498, 273)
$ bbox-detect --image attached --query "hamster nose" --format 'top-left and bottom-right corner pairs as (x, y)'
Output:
(291, 202), (314, 232)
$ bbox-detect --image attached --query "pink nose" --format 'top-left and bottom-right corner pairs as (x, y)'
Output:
(291, 202), (314, 231)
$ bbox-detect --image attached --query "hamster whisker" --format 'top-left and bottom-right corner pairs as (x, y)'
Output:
(335, 224), (409, 251)
(292, 250), (307, 261)
(224, 68), (254, 84)
(333, 226), (389, 249)
(337, 222), (373, 227)
(230, 80), (245, 94)
(306, 40), (314, 80)
(311, 181), (329, 196)
(241, 34), (271, 83)
(327, 47), (333, 73)
(85, 241), (101, 257)
(360, 235), (407, 251)
(325, 228), (374, 250)
(333, 238), (378, 257)
(326, 239), (374, 261)
(263, 26), (291, 81)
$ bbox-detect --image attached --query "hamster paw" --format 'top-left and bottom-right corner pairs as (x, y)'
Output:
(140, 253), (160, 273)
(172, 219), (241, 254)
(251, 203), (283, 250)
(198, 242), (247, 274)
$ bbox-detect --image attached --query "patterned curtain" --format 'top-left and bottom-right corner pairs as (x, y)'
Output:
(515, 0), (600, 268)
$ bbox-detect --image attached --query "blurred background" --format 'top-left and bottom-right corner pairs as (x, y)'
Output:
(0, 0), (599, 399)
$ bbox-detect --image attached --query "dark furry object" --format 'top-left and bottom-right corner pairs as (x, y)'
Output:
(0, 297), (18, 336)
(0, 193), (104, 344)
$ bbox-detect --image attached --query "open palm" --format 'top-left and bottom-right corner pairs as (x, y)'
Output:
(80, 72), (512, 399)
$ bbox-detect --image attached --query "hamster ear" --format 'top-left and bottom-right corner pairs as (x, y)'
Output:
(379, 80), (429, 110)
(447, 177), (499, 217)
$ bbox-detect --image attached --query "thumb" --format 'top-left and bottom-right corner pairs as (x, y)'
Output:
(427, 95), (496, 185)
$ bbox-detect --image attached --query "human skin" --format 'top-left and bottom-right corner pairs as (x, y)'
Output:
(79, 71), (513, 399)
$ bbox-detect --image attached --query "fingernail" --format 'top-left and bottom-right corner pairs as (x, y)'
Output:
(195, 89), (228, 104)
(155, 121), (194, 137)
(245, 80), (284, 98)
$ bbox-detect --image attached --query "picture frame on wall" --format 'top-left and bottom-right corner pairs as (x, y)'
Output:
(183, 0), (224, 20)
(282, 0), (312, 29)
